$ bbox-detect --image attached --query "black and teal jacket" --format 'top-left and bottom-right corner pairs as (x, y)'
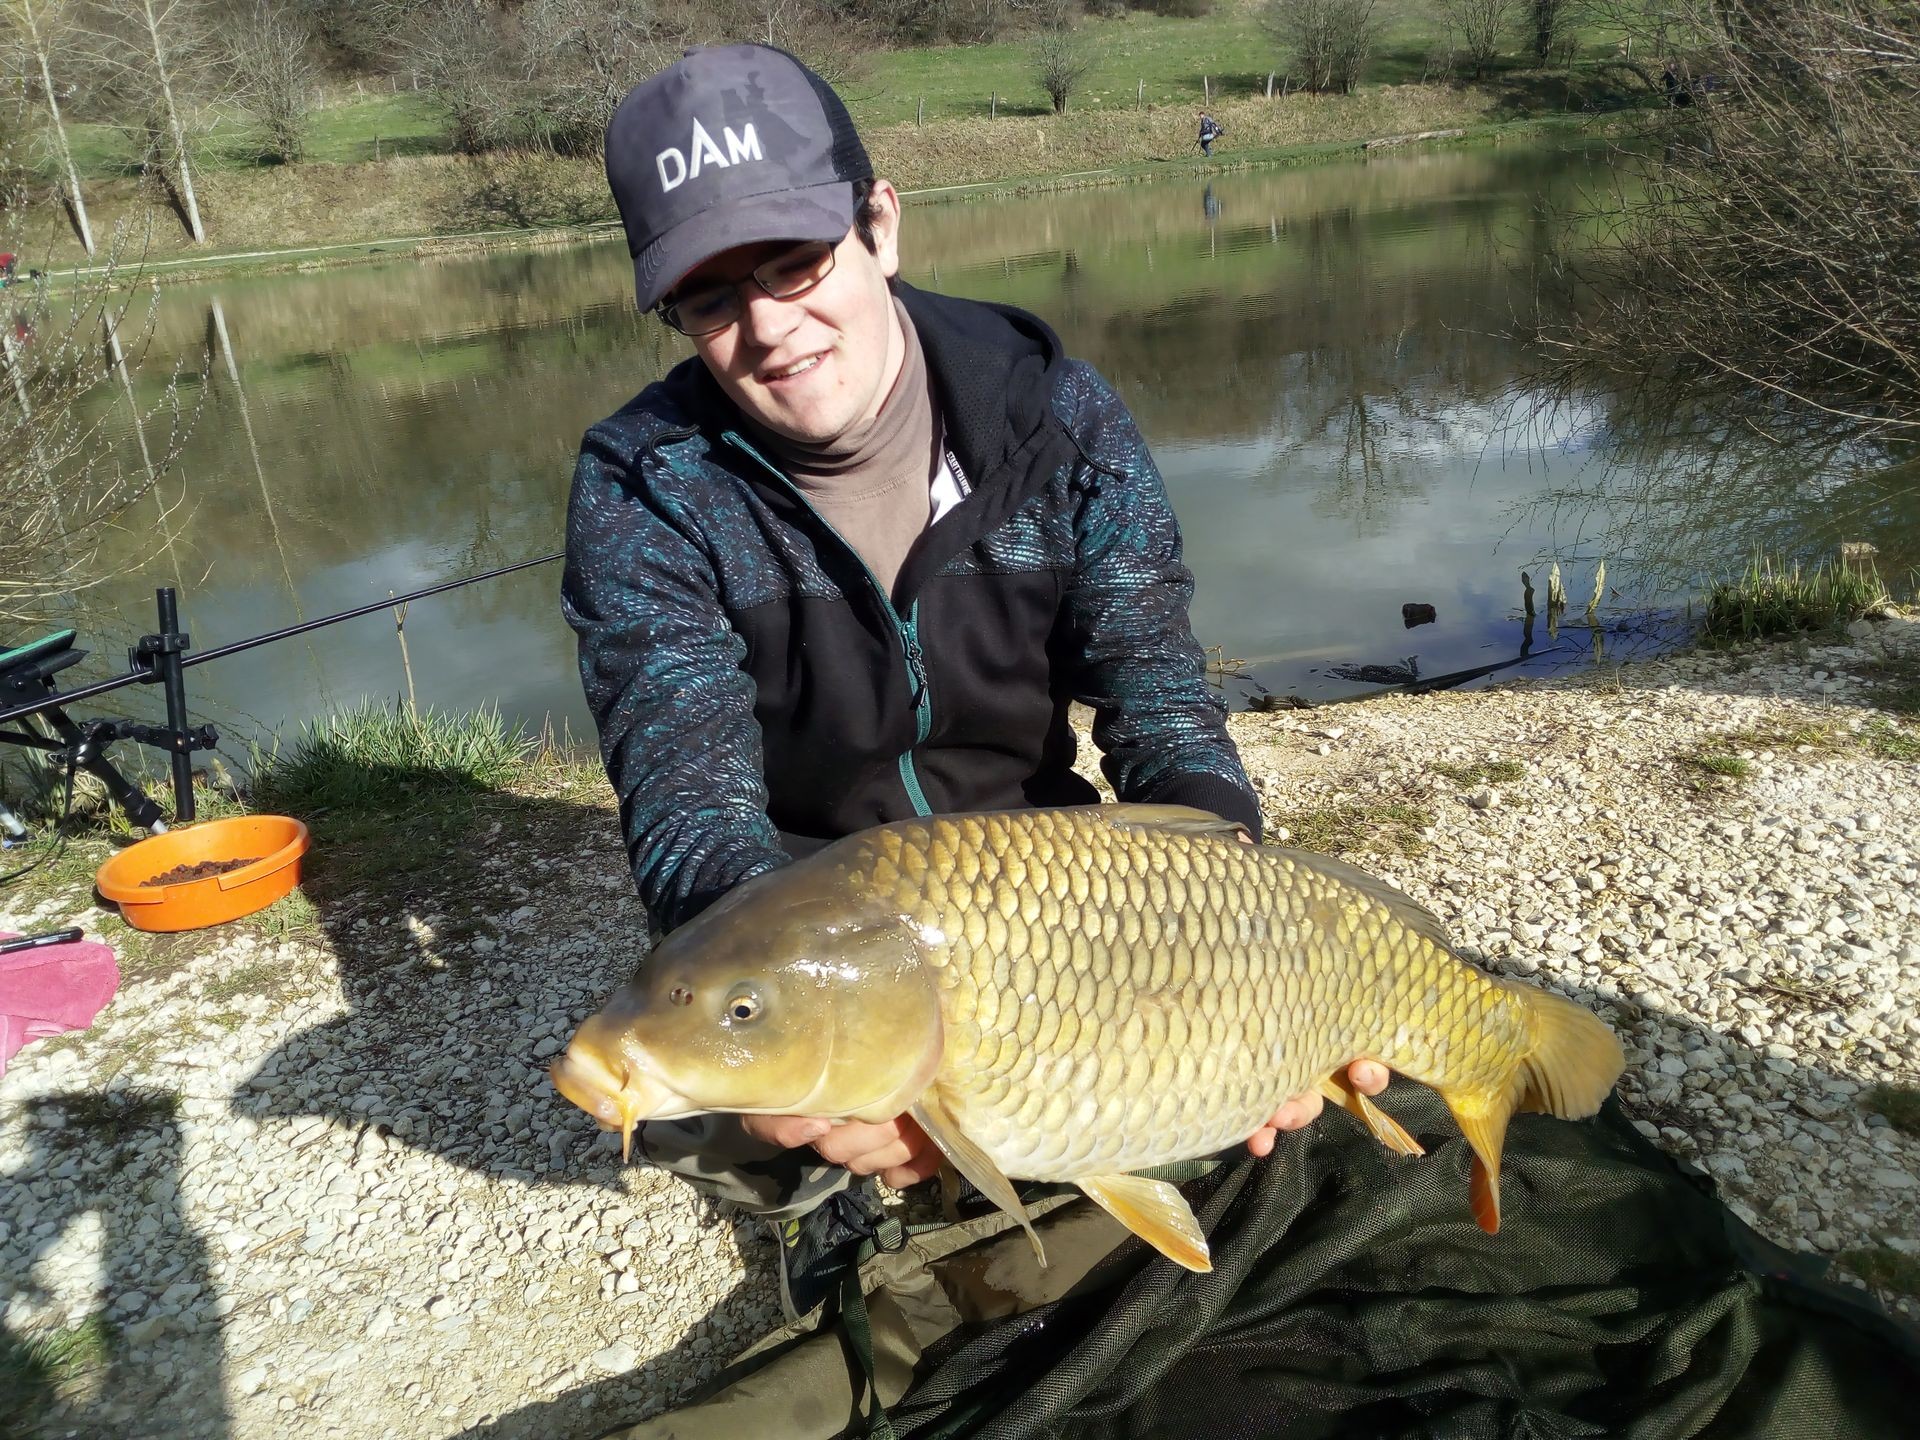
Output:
(563, 282), (1258, 935)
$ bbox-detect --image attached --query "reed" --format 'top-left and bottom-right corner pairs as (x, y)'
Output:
(1698, 554), (1888, 646)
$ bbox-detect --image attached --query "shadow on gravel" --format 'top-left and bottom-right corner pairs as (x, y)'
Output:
(0, 1089), (229, 1438)
(221, 758), (782, 1431)
(231, 760), (647, 1188)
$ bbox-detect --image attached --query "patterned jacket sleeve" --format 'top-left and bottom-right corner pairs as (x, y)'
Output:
(1054, 363), (1262, 837)
(562, 423), (790, 936)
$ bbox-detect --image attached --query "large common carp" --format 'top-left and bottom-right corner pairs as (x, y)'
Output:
(552, 805), (1624, 1271)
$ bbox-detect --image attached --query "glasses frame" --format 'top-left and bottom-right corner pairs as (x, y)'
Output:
(655, 238), (841, 337)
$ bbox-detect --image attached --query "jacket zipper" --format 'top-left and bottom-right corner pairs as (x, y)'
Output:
(722, 430), (935, 817)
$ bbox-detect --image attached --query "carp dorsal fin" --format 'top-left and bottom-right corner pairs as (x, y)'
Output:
(1276, 845), (1456, 953)
(911, 1089), (1047, 1267)
(1105, 804), (1245, 837)
(1076, 1173), (1212, 1272)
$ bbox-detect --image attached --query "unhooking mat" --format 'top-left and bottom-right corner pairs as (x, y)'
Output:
(602, 1087), (1920, 1439)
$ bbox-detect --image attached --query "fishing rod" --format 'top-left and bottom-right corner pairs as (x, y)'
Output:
(0, 551), (563, 731)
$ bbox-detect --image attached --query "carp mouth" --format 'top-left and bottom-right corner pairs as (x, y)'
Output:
(550, 1042), (695, 1161)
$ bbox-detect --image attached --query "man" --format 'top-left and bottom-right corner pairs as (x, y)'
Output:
(563, 44), (1384, 1320)
(1198, 111), (1223, 157)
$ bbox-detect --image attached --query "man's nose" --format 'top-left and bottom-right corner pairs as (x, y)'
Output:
(737, 286), (802, 348)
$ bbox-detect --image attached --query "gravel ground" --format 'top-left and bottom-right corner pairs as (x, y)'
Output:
(2, 617), (1916, 1438)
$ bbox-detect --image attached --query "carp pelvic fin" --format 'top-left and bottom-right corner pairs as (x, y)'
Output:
(911, 1091), (1047, 1267)
(1316, 1072), (1425, 1157)
(1077, 1173), (1212, 1273)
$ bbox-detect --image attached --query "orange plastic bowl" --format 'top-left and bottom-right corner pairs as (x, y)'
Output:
(95, 815), (310, 933)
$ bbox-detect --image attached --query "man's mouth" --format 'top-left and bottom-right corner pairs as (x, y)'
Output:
(763, 353), (824, 383)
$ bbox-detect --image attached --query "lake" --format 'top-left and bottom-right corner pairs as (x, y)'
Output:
(46, 142), (1920, 759)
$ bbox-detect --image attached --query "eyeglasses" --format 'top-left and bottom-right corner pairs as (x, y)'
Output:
(655, 239), (839, 337)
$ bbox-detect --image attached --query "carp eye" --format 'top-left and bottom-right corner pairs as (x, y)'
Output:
(668, 986), (693, 1007)
(724, 987), (763, 1024)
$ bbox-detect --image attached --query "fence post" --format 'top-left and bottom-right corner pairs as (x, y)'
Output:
(1204, 75), (1211, 103)
(1266, 72), (1274, 99)
(918, 96), (925, 126)
(991, 91), (997, 119)
(1138, 78), (1144, 110)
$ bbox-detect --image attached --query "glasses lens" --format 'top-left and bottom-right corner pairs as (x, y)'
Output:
(664, 284), (740, 337)
(755, 240), (836, 300)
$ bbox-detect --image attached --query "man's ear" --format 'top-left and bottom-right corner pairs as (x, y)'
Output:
(868, 179), (903, 280)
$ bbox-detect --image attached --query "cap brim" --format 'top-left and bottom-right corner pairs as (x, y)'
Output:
(634, 180), (856, 312)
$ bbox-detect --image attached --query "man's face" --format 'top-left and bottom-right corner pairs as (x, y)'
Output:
(678, 182), (904, 446)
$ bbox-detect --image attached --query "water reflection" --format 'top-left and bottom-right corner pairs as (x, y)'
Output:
(56, 144), (1920, 754)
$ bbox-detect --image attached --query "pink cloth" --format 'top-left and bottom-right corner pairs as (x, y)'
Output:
(0, 932), (120, 1078)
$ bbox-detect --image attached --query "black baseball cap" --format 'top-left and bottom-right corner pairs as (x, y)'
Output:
(605, 45), (872, 312)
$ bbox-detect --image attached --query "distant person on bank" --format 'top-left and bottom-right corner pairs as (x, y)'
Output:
(1198, 112), (1224, 156)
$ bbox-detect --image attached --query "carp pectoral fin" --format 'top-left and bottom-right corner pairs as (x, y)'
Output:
(1076, 1174), (1212, 1273)
(910, 1092), (1047, 1267)
(1316, 1073), (1425, 1157)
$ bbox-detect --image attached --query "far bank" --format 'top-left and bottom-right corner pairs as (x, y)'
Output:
(28, 93), (1614, 288)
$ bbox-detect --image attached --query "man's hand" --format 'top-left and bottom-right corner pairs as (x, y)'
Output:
(1245, 1060), (1391, 1157)
(741, 1113), (944, 1191)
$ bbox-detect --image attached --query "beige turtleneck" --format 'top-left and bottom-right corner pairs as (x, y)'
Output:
(746, 300), (939, 600)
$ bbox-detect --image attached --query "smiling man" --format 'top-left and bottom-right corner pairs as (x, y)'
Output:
(563, 44), (1385, 1320)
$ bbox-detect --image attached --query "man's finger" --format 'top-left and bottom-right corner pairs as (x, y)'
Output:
(881, 1148), (944, 1190)
(1268, 1090), (1326, 1132)
(839, 1140), (918, 1177)
(1350, 1060), (1390, 1095)
(744, 1114), (831, 1148)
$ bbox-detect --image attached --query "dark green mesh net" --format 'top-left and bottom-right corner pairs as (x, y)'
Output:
(885, 1090), (1919, 1440)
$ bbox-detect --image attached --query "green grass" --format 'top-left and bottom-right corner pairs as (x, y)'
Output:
(0, 1314), (117, 1423)
(55, 1089), (180, 1140)
(1272, 800), (1431, 857)
(62, 93), (447, 178)
(1863, 719), (1920, 763)
(200, 959), (291, 1007)
(1684, 752), (1753, 780)
(38, 5), (1643, 181)
(855, 2), (1633, 127)
(1864, 1084), (1920, 1138)
(249, 701), (536, 816)
(1699, 555), (1890, 646)
(1430, 758), (1527, 786)
(1839, 1245), (1920, 1300)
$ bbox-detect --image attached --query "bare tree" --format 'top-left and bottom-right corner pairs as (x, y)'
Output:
(1529, 0), (1566, 63)
(82, 0), (216, 242)
(1437, 0), (1518, 79)
(0, 0), (95, 254)
(0, 215), (198, 625)
(1541, 0), (1920, 438)
(515, 0), (670, 155)
(708, 0), (876, 87)
(1031, 0), (1094, 114)
(394, 0), (512, 154)
(1262, 0), (1380, 94)
(224, 1), (320, 163)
